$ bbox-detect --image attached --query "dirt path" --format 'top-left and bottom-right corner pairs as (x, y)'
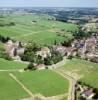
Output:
(0, 69), (23, 72)
(53, 69), (77, 100)
(9, 72), (69, 100)
(46, 93), (68, 100)
(9, 73), (35, 99)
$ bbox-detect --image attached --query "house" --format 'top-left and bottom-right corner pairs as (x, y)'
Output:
(36, 47), (51, 59)
(36, 64), (45, 70)
(81, 89), (95, 99)
(66, 47), (77, 56)
(85, 37), (96, 53)
(5, 40), (15, 57)
(53, 45), (67, 56)
(5, 40), (25, 58)
(16, 48), (25, 56)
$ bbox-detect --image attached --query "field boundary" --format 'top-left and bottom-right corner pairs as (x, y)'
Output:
(9, 73), (35, 99)
(9, 72), (68, 100)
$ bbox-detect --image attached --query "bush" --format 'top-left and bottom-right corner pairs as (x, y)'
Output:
(0, 49), (12, 60)
(44, 51), (63, 65)
(67, 55), (73, 59)
(26, 63), (36, 70)
(0, 35), (11, 43)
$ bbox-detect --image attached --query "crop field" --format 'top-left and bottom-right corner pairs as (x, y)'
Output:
(0, 72), (29, 100)
(0, 13), (78, 45)
(0, 58), (27, 69)
(14, 70), (69, 97)
(0, 58), (69, 99)
(57, 58), (98, 88)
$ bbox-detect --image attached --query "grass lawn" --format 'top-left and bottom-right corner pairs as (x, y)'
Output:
(14, 70), (69, 97)
(0, 72), (28, 100)
(0, 13), (78, 45)
(57, 58), (98, 88)
(0, 58), (27, 69)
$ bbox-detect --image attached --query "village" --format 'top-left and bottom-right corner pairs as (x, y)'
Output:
(4, 33), (98, 65)
(0, 7), (98, 100)
(2, 32), (98, 99)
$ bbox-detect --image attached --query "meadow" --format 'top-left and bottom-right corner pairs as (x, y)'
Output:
(0, 58), (69, 99)
(15, 70), (69, 96)
(57, 58), (98, 88)
(0, 58), (27, 69)
(0, 13), (78, 45)
(0, 72), (28, 100)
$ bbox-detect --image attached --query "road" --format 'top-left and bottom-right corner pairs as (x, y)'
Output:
(47, 56), (77, 100)
(53, 69), (77, 100)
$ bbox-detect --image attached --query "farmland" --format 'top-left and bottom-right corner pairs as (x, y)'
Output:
(0, 72), (29, 100)
(0, 58), (27, 69)
(0, 13), (78, 45)
(1, 7), (98, 100)
(14, 70), (69, 96)
(57, 58), (98, 88)
(0, 58), (69, 100)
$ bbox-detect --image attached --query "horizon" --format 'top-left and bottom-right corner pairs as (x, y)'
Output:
(0, 0), (98, 8)
(0, 6), (98, 8)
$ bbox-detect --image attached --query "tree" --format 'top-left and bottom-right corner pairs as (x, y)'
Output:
(73, 26), (93, 39)
(0, 35), (10, 43)
(44, 56), (53, 65)
(9, 22), (15, 26)
(26, 63), (36, 70)
(44, 51), (63, 65)
(21, 51), (35, 62)
(25, 42), (41, 53)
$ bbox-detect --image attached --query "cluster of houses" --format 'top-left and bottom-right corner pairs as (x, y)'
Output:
(4, 33), (98, 63)
(72, 34), (98, 62)
(82, 23), (96, 32)
(49, 34), (98, 63)
(4, 40), (25, 60)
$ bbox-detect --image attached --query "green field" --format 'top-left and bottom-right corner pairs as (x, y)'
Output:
(0, 58), (69, 99)
(0, 58), (27, 69)
(14, 70), (69, 96)
(57, 58), (98, 88)
(0, 42), (4, 49)
(0, 13), (78, 45)
(0, 72), (29, 100)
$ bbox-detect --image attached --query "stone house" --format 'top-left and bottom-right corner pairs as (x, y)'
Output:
(5, 40), (25, 59)
(66, 47), (77, 57)
(53, 45), (67, 56)
(36, 47), (51, 59)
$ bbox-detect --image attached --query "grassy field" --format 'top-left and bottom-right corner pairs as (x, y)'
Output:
(0, 13), (78, 45)
(0, 42), (4, 49)
(0, 72), (29, 100)
(14, 70), (69, 96)
(57, 58), (98, 88)
(0, 58), (27, 69)
(0, 58), (69, 99)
